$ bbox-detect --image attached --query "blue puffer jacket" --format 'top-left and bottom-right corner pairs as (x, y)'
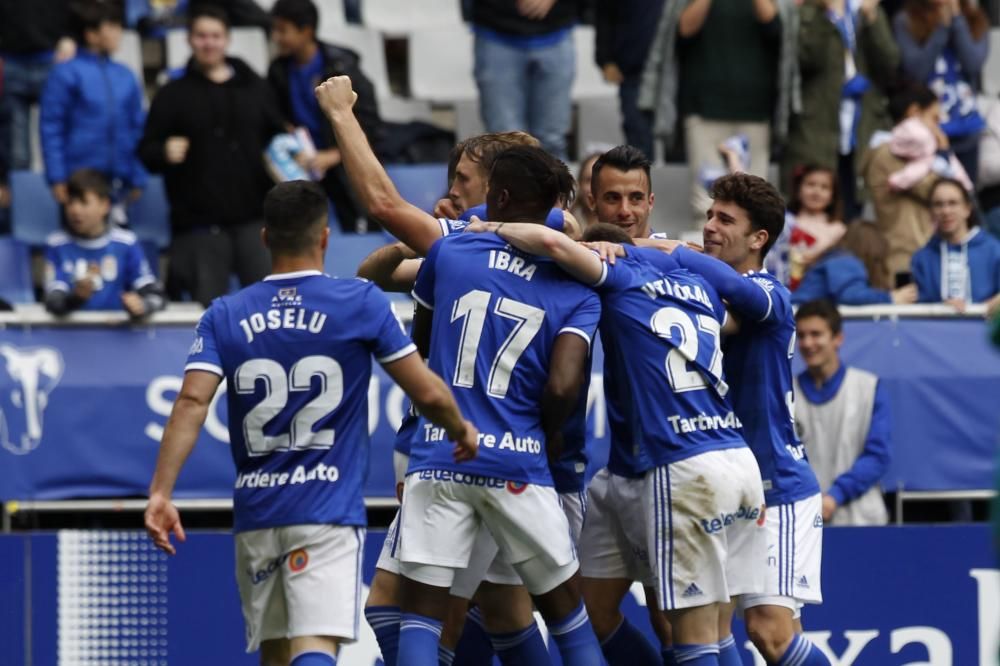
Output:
(791, 249), (893, 305)
(40, 49), (147, 188)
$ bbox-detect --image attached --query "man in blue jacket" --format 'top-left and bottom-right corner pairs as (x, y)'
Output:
(40, 1), (146, 206)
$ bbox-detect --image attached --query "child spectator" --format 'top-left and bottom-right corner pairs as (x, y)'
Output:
(912, 177), (1000, 310)
(792, 220), (919, 305)
(43, 169), (165, 317)
(769, 165), (846, 289)
(40, 0), (146, 206)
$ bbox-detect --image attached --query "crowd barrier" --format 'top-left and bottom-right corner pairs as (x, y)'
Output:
(0, 304), (997, 517)
(0, 525), (996, 665)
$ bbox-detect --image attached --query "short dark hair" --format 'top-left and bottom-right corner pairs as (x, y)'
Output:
(710, 173), (786, 258)
(263, 181), (329, 255)
(271, 0), (318, 32)
(795, 299), (843, 335)
(188, 4), (230, 32)
(488, 146), (564, 221)
(70, 0), (123, 42)
(582, 223), (635, 245)
(930, 177), (979, 227)
(888, 83), (938, 124)
(591, 145), (652, 195)
(67, 169), (112, 202)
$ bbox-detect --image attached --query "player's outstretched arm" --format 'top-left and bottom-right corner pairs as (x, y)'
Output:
(357, 242), (423, 293)
(541, 333), (590, 456)
(315, 76), (441, 255)
(672, 246), (773, 321)
(468, 220), (606, 285)
(145, 370), (221, 555)
(382, 352), (479, 462)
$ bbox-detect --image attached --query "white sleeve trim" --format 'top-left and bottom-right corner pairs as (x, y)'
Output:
(185, 362), (224, 376)
(437, 218), (450, 237)
(411, 290), (434, 310)
(558, 327), (593, 350)
(592, 261), (608, 287)
(132, 274), (157, 290)
(757, 284), (774, 323)
(378, 343), (418, 364)
(45, 280), (70, 294)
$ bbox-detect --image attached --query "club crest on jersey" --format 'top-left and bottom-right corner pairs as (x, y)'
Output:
(272, 287), (303, 306)
(0, 345), (64, 455)
(288, 549), (309, 572)
(506, 481), (528, 495)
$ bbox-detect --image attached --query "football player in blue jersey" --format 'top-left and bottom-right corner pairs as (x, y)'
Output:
(651, 174), (831, 666)
(393, 144), (605, 666)
(44, 169), (165, 317)
(144, 180), (477, 666)
(467, 219), (767, 666)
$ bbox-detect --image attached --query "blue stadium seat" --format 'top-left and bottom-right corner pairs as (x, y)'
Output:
(128, 176), (171, 248)
(0, 238), (34, 304)
(10, 171), (61, 247)
(386, 164), (448, 214)
(324, 233), (389, 279)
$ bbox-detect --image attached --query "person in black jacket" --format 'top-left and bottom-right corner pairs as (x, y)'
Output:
(594, 0), (665, 160)
(267, 0), (384, 233)
(138, 5), (285, 306)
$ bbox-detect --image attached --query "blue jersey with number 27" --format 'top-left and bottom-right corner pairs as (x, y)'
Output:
(186, 270), (417, 533)
(410, 233), (601, 486)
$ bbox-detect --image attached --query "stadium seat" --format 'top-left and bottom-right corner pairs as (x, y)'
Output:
(386, 164), (448, 213)
(114, 29), (145, 86)
(319, 0), (347, 33)
(571, 26), (617, 101)
(984, 28), (1000, 96)
(127, 176), (171, 249)
(165, 27), (271, 77)
(408, 26), (477, 103)
(0, 238), (34, 305)
(324, 233), (389, 278)
(576, 97), (624, 160)
(10, 171), (61, 247)
(360, 0), (463, 36)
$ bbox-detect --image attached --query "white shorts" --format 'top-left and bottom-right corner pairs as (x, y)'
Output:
(393, 451), (410, 486)
(397, 472), (578, 596)
(645, 447), (766, 611)
(235, 524), (365, 652)
(740, 493), (824, 610)
(450, 490), (589, 600)
(579, 468), (655, 587)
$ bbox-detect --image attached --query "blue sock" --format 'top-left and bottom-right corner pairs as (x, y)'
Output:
(673, 643), (720, 665)
(454, 607), (496, 665)
(399, 612), (443, 666)
(490, 621), (552, 665)
(547, 602), (603, 666)
(366, 605), (401, 666)
(290, 652), (336, 666)
(600, 617), (661, 666)
(717, 636), (742, 666)
(776, 634), (831, 666)
(662, 647), (678, 666)
(439, 644), (456, 666)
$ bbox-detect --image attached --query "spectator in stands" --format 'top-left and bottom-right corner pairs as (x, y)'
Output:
(863, 84), (945, 280)
(594, 0), (665, 159)
(573, 151), (601, 229)
(43, 169), (165, 317)
(139, 5), (285, 306)
(912, 177), (1000, 311)
(794, 299), (892, 526)
(894, 0), (989, 183)
(267, 0), (384, 233)
(0, 0), (74, 185)
(188, 0), (271, 32)
(40, 0), (147, 207)
(470, 0), (583, 160)
(639, 0), (797, 223)
(792, 220), (919, 305)
(782, 0), (898, 219)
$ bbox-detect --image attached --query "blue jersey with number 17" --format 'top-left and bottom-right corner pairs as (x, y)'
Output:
(410, 233), (601, 485)
(596, 247), (744, 469)
(186, 270), (417, 533)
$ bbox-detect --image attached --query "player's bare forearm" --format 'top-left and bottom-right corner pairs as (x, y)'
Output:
(540, 334), (589, 453)
(490, 222), (605, 284)
(148, 394), (210, 499)
(317, 78), (440, 254)
(357, 243), (420, 292)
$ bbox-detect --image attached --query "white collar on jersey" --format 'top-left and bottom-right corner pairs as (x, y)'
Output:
(263, 269), (324, 281)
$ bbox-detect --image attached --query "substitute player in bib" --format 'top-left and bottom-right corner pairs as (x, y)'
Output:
(467, 218), (767, 666)
(397, 145), (605, 666)
(661, 174), (830, 666)
(144, 181), (477, 666)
